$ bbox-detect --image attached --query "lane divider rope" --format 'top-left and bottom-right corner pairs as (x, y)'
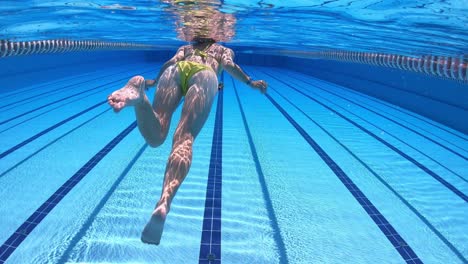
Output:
(0, 39), (155, 58)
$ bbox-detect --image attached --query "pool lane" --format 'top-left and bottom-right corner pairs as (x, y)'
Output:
(220, 79), (289, 264)
(268, 92), (422, 263)
(0, 101), (107, 159)
(0, 65), (156, 135)
(0, 66), (128, 118)
(291, 66), (468, 144)
(2, 64), (466, 263)
(259, 70), (468, 201)
(0, 122), (138, 263)
(0, 64), (153, 133)
(234, 74), (405, 263)
(279, 69), (468, 183)
(0, 63), (141, 111)
(0, 108), (111, 178)
(252, 67), (467, 262)
(0, 66), (117, 98)
(0, 66), (155, 246)
(280, 69), (468, 155)
(0, 110), (138, 248)
(4, 94), (216, 263)
(345, 93), (467, 142)
(0, 66), (155, 169)
(0, 65), (151, 126)
(199, 90), (223, 264)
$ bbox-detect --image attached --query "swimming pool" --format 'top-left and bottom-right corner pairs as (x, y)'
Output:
(1, 1), (467, 264)
(0, 57), (466, 263)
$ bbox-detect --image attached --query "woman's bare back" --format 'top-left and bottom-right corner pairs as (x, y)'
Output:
(180, 43), (232, 74)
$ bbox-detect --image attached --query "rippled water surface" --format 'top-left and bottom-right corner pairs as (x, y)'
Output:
(1, 1), (467, 56)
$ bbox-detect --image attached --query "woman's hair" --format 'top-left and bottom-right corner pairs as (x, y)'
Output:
(192, 37), (216, 43)
(174, 7), (236, 42)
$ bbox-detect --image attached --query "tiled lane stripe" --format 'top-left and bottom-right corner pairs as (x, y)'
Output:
(0, 101), (106, 159)
(263, 72), (468, 203)
(0, 69), (152, 126)
(0, 122), (137, 263)
(265, 94), (423, 264)
(199, 91), (223, 264)
(269, 70), (468, 158)
(268, 84), (466, 262)
(232, 78), (289, 263)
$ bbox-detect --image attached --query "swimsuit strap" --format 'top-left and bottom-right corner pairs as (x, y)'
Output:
(185, 43), (214, 60)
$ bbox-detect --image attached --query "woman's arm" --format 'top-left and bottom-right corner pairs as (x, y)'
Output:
(145, 46), (186, 89)
(220, 48), (268, 93)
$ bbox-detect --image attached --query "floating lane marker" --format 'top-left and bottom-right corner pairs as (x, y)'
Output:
(0, 122), (137, 263)
(199, 91), (223, 264)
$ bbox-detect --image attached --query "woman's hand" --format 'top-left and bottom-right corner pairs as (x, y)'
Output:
(249, 80), (268, 94)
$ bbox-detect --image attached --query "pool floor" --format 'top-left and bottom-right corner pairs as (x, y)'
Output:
(0, 64), (467, 264)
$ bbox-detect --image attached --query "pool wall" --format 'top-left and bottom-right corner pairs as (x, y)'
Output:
(1, 49), (466, 133)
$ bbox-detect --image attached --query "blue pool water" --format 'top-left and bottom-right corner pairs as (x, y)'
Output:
(0, 60), (466, 263)
(1, 1), (467, 264)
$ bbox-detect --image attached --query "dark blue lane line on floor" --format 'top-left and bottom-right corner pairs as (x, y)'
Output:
(57, 144), (147, 263)
(1, 62), (150, 99)
(259, 71), (468, 184)
(0, 108), (111, 178)
(265, 93), (423, 264)
(292, 66), (468, 112)
(1, 71), (94, 99)
(232, 78), (289, 264)
(199, 91), (223, 264)
(263, 71), (468, 202)
(1, 67), (152, 134)
(0, 101), (106, 159)
(0, 89), (108, 134)
(0, 69), (153, 126)
(0, 122), (137, 263)
(268, 85), (467, 263)
(0, 66), (137, 111)
(293, 72), (468, 141)
(272, 70), (468, 157)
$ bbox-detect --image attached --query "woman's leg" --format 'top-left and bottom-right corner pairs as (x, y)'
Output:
(107, 65), (182, 146)
(141, 69), (218, 245)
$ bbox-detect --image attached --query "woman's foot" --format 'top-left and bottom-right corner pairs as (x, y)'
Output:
(141, 204), (168, 245)
(107, 75), (145, 112)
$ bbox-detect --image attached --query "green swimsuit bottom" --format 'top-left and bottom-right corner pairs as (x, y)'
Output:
(176, 61), (213, 96)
